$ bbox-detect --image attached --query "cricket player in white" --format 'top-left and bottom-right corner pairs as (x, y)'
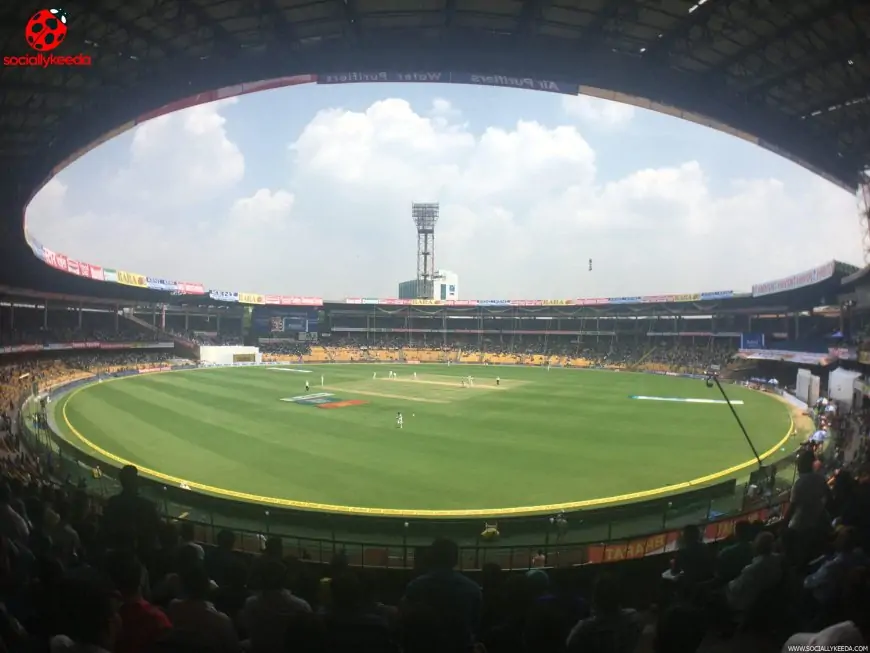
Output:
(496, 377), (500, 386)
(467, 376), (474, 386)
(305, 381), (310, 392)
(389, 370), (396, 379)
(413, 372), (417, 380)
(321, 375), (324, 386)
(373, 372), (377, 379)
(396, 412), (403, 429)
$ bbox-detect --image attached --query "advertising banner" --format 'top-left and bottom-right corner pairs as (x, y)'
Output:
(67, 260), (81, 275)
(209, 290), (239, 302)
(146, 277), (178, 292)
(738, 349), (834, 365)
(479, 300), (511, 306)
(608, 297), (642, 304)
(672, 293), (701, 302)
(281, 296), (323, 306)
(103, 269), (118, 283)
(448, 300), (478, 306)
(410, 299), (444, 306)
(586, 506), (775, 564)
(265, 295), (282, 305)
(741, 333), (766, 349)
(176, 282), (205, 294)
(751, 261), (836, 297)
(239, 293), (266, 305)
(641, 295), (673, 303)
(316, 71), (577, 94)
(700, 290), (734, 300)
(344, 298), (363, 304)
(575, 298), (610, 305)
(138, 366), (172, 374)
(55, 254), (68, 271)
(829, 347), (857, 361)
(89, 265), (105, 281)
(79, 262), (90, 277)
(117, 270), (147, 287)
(42, 248), (56, 267)
(1, 345), (43, 354)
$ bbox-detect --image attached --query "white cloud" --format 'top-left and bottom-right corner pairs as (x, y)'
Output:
(562, 95), (636, 128)
(230, 189), (295, 225)
(24, 93), (863, 299)
(114, 98), (244, 207)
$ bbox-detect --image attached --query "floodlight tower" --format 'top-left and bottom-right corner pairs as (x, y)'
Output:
(411, 203), (440, 299)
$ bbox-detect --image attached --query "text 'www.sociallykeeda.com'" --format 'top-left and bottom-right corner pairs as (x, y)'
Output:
(785, 646), (870, 651)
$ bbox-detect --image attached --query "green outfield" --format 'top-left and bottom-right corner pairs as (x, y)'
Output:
(52, 364), (794, 516)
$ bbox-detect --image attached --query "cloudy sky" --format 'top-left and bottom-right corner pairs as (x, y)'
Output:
(24, 82), (865, 300)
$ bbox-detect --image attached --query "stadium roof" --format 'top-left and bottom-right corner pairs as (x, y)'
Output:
(0, 0), (868, 298)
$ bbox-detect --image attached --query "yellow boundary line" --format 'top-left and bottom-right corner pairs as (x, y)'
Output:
(57, 366), (795, 518)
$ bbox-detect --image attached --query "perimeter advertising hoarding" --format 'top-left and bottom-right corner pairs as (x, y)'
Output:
(316, 72), (578, 95)
(751, 261), (836, 297)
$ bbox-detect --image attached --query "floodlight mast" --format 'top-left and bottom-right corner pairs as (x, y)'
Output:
(412, 203), (439, 300)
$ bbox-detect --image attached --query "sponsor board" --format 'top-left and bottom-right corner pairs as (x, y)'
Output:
(629, 395), (744, 405)
(138, 366), (172, 374)
(317, 399), (368, 409)
(279, 392), (367, 409)
(280, 393), (334, 406)
(267, 368), (313, 373)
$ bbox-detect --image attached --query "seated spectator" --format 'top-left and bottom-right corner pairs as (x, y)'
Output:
(323, 570), (395, 652)
(50, 579), (121, 653)
(565, 573), (641, 653)
(404, 538), (482, 653)
(247, 535), (283, 590)
(178, 521), (204, 562)
(166, 563), (238, 653)
(804, 526), (867, 604)
(716, 521), (754, 582)
(105, 549), (171, 653)
(725, 531), (782, 611)
(0, 482), (29, 543)
(206, 529), (238, 587)
(672, 524), (714, 584)
(653, 603), (706, 653)
(240, 559), (311, 653)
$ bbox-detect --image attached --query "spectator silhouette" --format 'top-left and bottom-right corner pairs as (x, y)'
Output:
(102, 466), (160, 559)
(565, 572), (641, 653)
(105, 549), (171, 653)
(240, 559), (310, 653)
(404, 538), (482, 653)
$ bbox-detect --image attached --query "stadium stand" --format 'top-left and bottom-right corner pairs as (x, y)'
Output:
(1, 306), (869, 651)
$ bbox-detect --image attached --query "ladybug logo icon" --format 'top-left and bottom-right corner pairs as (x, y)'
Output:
(25, 8), (69, 52)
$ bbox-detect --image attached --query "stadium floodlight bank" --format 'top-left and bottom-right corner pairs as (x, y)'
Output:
(411, 203), (439, 300)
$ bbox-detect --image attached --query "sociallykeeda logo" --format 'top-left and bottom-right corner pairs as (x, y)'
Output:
(2, 8), (91, 68)
(4, 53), (91, 67)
